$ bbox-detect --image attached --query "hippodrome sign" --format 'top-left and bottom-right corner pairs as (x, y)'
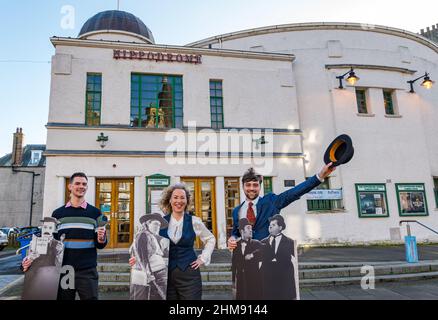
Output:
(113, 49), (202, 64)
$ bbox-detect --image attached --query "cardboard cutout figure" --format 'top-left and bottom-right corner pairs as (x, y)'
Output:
(130, 213), (170, 300)
(231, 218), (263, 300)
(231, 215), (300, 300)
(22, 217), (65, 300)
(260, 214), (299, 300)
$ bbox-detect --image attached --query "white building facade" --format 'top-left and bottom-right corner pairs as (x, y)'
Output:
(43, 11), (438, 249)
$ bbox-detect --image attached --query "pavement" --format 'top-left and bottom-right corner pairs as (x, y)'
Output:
(2, 244), (438, 300)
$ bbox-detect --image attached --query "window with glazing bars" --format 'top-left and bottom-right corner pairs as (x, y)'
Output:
(131, 74), (183, 128)
(210, 80), (224, 129)
(434, 177), (438, 208)
(355, 88), (368, 114)
(85, 74), (102, 125)
(383, 90), (395, 115)
(263, 177), (273, 194)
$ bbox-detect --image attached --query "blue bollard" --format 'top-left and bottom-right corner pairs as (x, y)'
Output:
(404, 235), (418, 263)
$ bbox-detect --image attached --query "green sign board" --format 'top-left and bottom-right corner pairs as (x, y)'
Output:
(396, 184), (425, 192)
(146, 174), (170, 214)
(357, 185), (386, 192)
(147, 178), (170, 186)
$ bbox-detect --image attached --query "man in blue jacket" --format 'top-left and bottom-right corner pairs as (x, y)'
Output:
(228, 163), (335, 249)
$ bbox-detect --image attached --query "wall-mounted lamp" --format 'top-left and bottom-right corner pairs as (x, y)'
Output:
(97, 132), (108, 148)
(336, 68), (359, 89)
(407, 72), (434, 93)
(253, 135), (267, 150)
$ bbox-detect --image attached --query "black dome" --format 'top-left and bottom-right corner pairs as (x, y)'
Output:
(78, 10), (154, 43)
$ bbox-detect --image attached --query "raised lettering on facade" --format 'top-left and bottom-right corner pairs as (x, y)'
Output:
(113, 50), (202, 64)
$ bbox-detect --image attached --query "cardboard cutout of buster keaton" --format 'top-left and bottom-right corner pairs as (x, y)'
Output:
(22, 217), (65, 300)
(130, 213), (170, 300)
(260, 214), (299, 300)
(231, 218), (263, 300)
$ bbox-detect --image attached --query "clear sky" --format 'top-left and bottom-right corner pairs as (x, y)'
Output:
(0, 0), (437, 156)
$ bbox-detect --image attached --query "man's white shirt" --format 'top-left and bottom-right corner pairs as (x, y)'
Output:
(269, 234), (282, 255)
(238, 196), (260, 220)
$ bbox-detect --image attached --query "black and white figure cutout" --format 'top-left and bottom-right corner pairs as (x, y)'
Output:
(260, 214), (299, 300)
(231, 218), (263, 300)
(22, 217), (65, 300)
(231, 215), (299, 300)
(130, 213), (170, 300)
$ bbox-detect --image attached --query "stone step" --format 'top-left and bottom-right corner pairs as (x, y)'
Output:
(98, 281), (233, 292)
(97, 263), (131, 273)
(99, 270), (438, 292)
(99, 272), (131, 283)
(300, 262), (438, 279)
(202, 272), (231, 282)
(99, 271), (233, 283)
(201, 263), (232, 272)
(98, 261), (438, 276)
(97, 262), (233, 273)
(300, 271), (438, 287)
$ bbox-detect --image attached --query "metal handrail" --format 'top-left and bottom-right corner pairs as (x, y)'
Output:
(399, 220), (438, 236)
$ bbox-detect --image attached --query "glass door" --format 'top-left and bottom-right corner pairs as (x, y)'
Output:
(181, 178), (217, 248)
(96, 179), (134, 248)
(224, 178), (240, 239)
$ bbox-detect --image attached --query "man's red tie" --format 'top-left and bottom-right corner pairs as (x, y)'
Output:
(247, 202), (256, 225)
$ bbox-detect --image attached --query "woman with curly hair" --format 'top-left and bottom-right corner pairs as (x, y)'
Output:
(130, 183), (216, 299)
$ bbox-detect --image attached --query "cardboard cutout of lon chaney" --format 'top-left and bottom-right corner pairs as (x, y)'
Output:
(22, 217), (65, 300)
(130, 213), (170, 300)
(232, 214), (299, 300)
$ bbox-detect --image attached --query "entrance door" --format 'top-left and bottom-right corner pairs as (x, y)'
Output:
(181, 178), (217, 248)
(96, 179), (134, 249)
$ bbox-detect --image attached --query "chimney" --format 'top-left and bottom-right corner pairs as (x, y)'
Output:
(12, 128), (24, 166)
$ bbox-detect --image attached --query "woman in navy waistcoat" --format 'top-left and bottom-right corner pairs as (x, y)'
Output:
(130, 183), (216, 300)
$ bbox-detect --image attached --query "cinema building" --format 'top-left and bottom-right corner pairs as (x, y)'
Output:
(43, 10), (438, 249)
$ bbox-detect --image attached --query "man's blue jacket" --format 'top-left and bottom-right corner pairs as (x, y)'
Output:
(231, 175), (321, 240)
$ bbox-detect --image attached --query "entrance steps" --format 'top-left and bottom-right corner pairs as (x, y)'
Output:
(97, 260), (438, 292)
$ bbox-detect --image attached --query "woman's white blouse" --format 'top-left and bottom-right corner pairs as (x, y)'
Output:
(168, 214), (216, 266)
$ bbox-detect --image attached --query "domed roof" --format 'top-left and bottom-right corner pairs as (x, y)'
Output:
(78, 10), (155, 43)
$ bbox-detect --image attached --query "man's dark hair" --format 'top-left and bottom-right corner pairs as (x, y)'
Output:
(269, 214), (286, 230)
(242, 167), (262, 185)
(70, 172), (88, 182)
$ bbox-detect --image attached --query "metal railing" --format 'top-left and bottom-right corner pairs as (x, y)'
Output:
(399, 220), (438, 237)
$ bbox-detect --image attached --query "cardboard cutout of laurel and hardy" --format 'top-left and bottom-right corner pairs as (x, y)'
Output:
(22, 217), (65, 300)
(232, 214), (299, 300)
(129, 213), (170, 300)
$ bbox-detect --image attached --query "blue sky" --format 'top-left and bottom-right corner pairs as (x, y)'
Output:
(0, 0), (437, 156)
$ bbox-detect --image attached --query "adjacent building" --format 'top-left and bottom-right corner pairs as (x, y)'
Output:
(0, 128), (46, 227)
(43, 10), (438, 249)
(420, 24), (438, 44)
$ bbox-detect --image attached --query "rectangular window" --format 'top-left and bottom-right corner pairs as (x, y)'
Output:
(383, 90), (395, 115)
(355, 88), (368, 114)
(396, 183), (429, 216)
(307, 178), (332, 211)
(224, 178), (240, 239)
(210, 80), (224, 129)
(355, 184), (389, 218)
(29, 150), (42, 166)
(434, 178), (438, 208)
(263, 177), (273, 194)
(85, 73), (102, 125)
(130, 74), (183, 128)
